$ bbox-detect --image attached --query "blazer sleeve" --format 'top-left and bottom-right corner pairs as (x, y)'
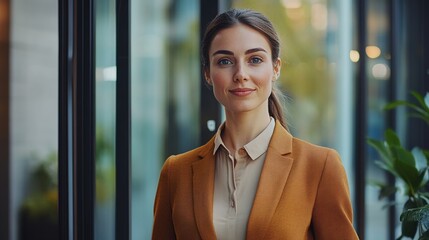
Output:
(152, 157), (176, 240)
(311, 150), (359, 240)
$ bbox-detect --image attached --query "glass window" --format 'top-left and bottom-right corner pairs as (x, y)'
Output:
(364, 0), (392, 238)
(9, 0), (58, 240)
(130, 1), (200, 239)
(95, 0), (117, 239)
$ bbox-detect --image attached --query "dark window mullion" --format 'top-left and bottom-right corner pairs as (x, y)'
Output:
(58, 0), (73, 239)
(387, 0), (398, 239)
(75, 0), (96, 239)
(115, 0), (131, 239)
(200, 0), (222, 144)
(0, 0), (10, 239)
(355, 0), (367, 238)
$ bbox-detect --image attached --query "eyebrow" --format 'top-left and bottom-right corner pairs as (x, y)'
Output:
(211, 47), (267, 56)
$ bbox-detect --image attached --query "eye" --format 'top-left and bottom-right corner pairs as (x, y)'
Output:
(249, 57), (263, 64)
(218, 58), (233, 65)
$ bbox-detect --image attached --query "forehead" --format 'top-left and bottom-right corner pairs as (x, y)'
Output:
(209, 24), (272, 55)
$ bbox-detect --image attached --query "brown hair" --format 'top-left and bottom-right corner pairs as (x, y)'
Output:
(201, 9), (288, 130)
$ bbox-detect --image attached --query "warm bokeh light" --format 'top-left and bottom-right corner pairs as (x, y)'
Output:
(366, 46), (381, 59)
(350, 50), (360, 62)
(311, 3), (327, 31)
(372, 63), (390, 80)
(281, 0), (302, 9)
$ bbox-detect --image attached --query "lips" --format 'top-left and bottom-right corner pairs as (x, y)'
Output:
(229, 88), (255, 96)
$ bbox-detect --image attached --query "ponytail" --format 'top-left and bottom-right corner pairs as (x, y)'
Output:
(269, 85), (288, 131)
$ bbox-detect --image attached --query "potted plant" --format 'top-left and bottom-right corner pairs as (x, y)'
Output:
(368, 91), (429, 239)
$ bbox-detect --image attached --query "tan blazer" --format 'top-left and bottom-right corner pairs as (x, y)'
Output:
(152, 121), (359, 240)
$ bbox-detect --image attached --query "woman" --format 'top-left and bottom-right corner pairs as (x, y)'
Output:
(152, 9), (358, 240)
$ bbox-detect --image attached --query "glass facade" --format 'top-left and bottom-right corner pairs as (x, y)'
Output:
(95, 0), (117, 239)
(364, 0), (391, 238)
(130, 0), (200, 239)
(2, 0), (426, 239)
(8, 0), (58, 240)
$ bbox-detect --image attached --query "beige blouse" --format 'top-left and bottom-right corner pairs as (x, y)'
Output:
(212, 118), (275, 240)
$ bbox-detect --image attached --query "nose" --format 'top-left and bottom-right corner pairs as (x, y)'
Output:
(233, 62), (248, 82)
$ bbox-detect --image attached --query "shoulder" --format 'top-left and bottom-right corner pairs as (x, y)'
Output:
(289, 136), (343, 170)
(270, 122), (342, 168)
(162, 136), (215, 169)
(292, 137), (339, 157)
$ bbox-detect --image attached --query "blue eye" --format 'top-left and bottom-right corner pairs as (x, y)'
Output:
(218, 59), (232, 65)
(250, 57), (262, 64)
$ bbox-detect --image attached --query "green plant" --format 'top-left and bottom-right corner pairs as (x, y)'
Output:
(368, 91), (429, 239)
(20, 152), (58, 222)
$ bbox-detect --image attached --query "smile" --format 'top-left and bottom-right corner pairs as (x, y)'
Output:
(229, 88), (255, 96)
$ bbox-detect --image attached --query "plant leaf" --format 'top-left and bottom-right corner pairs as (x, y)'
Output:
(367, 138), (392, 164)
(424, 92), (429, 109)
(378, 185), (398, 200)
(375, 160), (397, 177)
(392, 146), (416, 168)
(385, 129), (401, 146)
(423, 150), (429, 163)
(417, 169), (429, 189)
(392, 146), (419, 195)
(401, 199), (419, 238)
(402, 218), (418, 238)
(413, 147), (428, 170)
(412, 91), (429, 111)
(367, 179), (388, 188)
(385, 100), (428, 118)
(368, 179), (399, 200)
(384, 100), (413, 110)
(409, 113), (429, 126)
(401, 205), (429, 222)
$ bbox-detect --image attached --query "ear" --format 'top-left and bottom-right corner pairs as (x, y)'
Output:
(204, 69), (212, 85)
(273, 58), (282, 81)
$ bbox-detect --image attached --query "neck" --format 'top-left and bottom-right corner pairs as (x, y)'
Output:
(222, 110), (271, 153)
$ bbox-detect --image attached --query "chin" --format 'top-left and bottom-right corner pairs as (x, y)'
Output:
(225, 104), (260, 114)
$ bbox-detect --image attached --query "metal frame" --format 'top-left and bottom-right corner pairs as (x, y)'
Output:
(199, 0), (222, 144)
(406, 0), (429, 150)
(0, 0), (10, 239)
(115, 0), (131, 239)
(58, 0), (73, 238)
(354, 0), (367, 238)
(74, 0), (96, 239)
(59, 0), (96, 239)
(387, 0), (399, 238)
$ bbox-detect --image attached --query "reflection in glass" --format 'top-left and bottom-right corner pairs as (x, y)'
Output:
(131, 0), (200, 239)
(95, 0), (116, 239)
(9, 0), (58, 240)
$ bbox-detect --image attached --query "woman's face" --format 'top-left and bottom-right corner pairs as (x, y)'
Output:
(206, 24), (281, 116)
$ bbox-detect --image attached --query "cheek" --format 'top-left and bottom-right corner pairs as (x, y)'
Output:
(253, 72), (273, 89)
(210, 71), (229, 88)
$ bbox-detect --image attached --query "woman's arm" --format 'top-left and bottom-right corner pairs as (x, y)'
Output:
(152, 157), (176, 240)
(311, 150), (359, 239)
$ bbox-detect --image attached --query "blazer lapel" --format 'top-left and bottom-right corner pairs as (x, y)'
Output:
(192, 138), (217, 240)
(247, 122), (294, 240)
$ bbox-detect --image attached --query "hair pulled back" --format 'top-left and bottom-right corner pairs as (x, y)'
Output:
(201, 9), (288, 130)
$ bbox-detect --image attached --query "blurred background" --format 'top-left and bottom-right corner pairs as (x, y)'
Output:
(0, 0), (428, 239)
